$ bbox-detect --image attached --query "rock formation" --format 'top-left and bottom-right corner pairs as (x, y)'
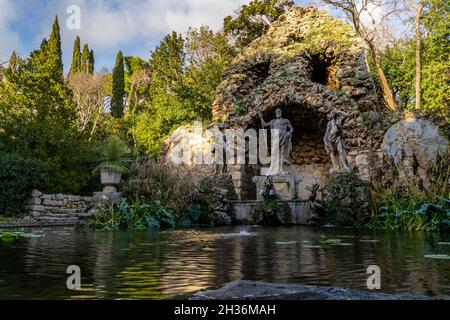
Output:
(211, 6), (383, 198)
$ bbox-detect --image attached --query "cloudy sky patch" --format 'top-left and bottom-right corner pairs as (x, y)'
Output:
(0, 0), (325, 71)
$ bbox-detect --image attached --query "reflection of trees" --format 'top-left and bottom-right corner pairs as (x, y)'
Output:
(19, 228), (101, 299)
(93, 231), (165, 300)
(5, 225), (449, 299)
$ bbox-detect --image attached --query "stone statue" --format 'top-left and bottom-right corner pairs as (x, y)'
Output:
(260, 175), (278, 199)
(324, 109), (351, 172)
(215, 188), (232, 225)
(259, 108), (294, 175)
(208, 122), (229, 175)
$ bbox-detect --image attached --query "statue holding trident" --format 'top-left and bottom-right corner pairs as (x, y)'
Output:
(259, 108), (294, 175)
(324, 109), (351, 172)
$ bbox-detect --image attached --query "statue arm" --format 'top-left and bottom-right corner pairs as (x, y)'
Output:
(287, 120), (294, 135)
(336, 110), (349, 120)
(259, 113), (269, 128)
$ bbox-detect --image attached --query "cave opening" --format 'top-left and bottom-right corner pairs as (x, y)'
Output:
(310, 54), (338, 89)
(249, 61), (271, 88)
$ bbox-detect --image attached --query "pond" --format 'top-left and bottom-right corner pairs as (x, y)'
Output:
(0, 226), (449, 299)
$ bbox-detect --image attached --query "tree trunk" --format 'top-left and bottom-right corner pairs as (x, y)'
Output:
(414, 1), (424, 110)
(366, 40), (397, 111)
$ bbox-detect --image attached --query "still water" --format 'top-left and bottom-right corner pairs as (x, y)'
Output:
(0, 226), (449, 299)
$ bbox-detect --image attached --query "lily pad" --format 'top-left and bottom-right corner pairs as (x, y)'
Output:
(320, 236), (343, 244)
(360, 239), (380, 243)
(331, 242), (354, 246)
(425, 254), (450, 260)
(276, 241), (298, 245)
(303, 245), (321, 249)
(320, 236), (353, 246)
(437, 242), (450, 245)
(0, 231), (44, 240)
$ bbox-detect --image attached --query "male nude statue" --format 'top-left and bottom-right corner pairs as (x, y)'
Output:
(259, 108), (294, 175)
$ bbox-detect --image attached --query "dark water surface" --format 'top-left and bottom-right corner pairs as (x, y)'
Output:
(0, 226), (449, 299)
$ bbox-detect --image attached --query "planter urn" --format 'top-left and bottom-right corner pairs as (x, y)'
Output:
(100, 169), (122, 193)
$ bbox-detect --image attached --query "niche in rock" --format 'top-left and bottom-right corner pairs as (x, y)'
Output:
(309, 54), (338, 89)
(248, 61), (271, 88)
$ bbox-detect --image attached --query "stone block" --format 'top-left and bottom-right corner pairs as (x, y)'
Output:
(355, 154), (369, 167)
(68, 195), (81, 202)
(27, 197), (42, 205)
(82, 197), (93, 203)
(43, 199), (56, 206)
(27, 205), (45, 212)
(30, 189), (42, 198)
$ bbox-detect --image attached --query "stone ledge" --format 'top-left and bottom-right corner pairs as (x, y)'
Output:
(190, 280), (447, 300)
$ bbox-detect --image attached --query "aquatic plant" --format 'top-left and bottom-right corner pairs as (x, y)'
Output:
(0, 231), (45, 240)
(89, 197), (177, 231)
(251, 198), (292, 225)
(366, 198), (450, 232)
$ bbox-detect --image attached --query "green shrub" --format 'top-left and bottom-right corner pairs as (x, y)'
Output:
(89, 197), (176, 231)
(0, 152), (50, 215)
(197, 175), (238, 225)
(122, 157), (195, 214)
(323, 170), (371, 226)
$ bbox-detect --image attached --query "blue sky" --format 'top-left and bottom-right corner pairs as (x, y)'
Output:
(0, 0), (355, 72)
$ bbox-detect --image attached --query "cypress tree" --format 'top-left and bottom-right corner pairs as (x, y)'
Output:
(88, 50), (95, 75)
(81, 44), (90, 74)
(47, 16), (63, 76)
(8, 51), (19, 71)
(70, 36), (81, 75)
(111, 50), (125, 118)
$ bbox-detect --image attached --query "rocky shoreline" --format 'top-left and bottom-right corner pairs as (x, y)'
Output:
(190, 280), (447, 300)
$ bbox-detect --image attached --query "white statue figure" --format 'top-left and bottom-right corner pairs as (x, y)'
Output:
(208, 122), (229, 175)
(324, 109), (351, 172)
(259, 108), (294, 175)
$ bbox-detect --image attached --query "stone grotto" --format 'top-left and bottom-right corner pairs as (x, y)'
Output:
(161, 6), (449, 223)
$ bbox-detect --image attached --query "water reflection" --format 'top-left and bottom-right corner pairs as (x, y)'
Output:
(0, 226), (448, 299)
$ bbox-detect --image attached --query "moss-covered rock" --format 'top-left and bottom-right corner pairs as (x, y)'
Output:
(212, 6), (381, 151)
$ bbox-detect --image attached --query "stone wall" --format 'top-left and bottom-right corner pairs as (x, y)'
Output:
(26, 190), (93, 225)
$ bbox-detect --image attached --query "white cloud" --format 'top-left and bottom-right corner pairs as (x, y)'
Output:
(55, 0), (247, 51)
(0, 0), (21, 63)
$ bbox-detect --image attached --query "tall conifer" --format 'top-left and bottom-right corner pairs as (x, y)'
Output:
(111, 50), (125, 117)
(70, 36), (81, 74)
(81, 44), (90, 74)
(48, 16), (63, 76)
(89, 50), (95, 75)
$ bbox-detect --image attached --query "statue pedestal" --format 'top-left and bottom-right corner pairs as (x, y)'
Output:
(93, 191), (122, 207)
(253, 174), (302, 201)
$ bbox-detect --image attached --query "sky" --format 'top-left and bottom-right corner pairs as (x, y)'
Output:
(0, 0), (401, 73)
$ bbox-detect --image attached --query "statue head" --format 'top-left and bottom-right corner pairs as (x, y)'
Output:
(329, 110), (338, 120)
(275, 108), (282, 119)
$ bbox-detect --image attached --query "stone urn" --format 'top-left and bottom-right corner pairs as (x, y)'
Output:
(100, 169), (122, 193)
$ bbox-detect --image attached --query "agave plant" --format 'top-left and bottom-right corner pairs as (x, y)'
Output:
(93, 136), (133, 174)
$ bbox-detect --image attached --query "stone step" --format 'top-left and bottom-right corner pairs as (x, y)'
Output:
(36, 216), (79, 224)
(46, 208), (84, 215)
(77, 213), (95, 219)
